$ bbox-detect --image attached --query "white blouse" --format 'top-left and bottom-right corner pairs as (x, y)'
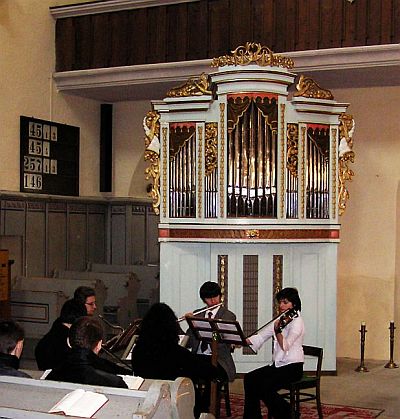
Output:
(248, 313), (304, 368)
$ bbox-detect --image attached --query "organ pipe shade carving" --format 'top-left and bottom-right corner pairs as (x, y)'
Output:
(205, 123), (218, 218)
(338, 113), (356, 216)
(227, 94), (278, 218)
(286, 123), (299, 219)
(143, 111), (161, 215)
(306, 125), (330, 219)
(169, 123), (196, 218)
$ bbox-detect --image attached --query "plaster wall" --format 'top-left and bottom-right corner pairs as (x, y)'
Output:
(335, 86), (400, 360)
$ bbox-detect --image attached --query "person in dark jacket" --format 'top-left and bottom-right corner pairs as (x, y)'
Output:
(131, 302), (221, 418)
(35, 299), (87, 370)
(36, 298), (130, 374)
(0, 319), (31, 378)
(46, 316), (127, 389)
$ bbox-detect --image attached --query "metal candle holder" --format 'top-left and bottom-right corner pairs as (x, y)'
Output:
(355, 322), (369, 372)
(384, 321), (398, 369)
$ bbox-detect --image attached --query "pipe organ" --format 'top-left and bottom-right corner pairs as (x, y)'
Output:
(144, 43), (355, 372)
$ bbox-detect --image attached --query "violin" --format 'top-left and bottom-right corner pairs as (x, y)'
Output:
(274, 307), (299, 333)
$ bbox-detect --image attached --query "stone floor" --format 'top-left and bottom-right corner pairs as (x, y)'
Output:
(229, 358), (400, 418)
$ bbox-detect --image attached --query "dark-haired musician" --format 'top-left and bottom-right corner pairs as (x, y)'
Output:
(243, 287), (304, 419)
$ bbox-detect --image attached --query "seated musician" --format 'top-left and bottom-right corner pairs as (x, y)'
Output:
(46, 317), (127, 389)
(131, 302), (222, 418)
(35, 299), (87, 370)
(243, 287), (304, 419)
(186, 281), (237, 383)
(0, 319), (31, 378)
(73, 286), (97, 316)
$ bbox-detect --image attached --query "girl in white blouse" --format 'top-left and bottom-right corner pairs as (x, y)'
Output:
(243, 287), (304, 419)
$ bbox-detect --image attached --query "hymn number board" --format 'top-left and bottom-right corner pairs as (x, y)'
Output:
(20, 116), (80, 196)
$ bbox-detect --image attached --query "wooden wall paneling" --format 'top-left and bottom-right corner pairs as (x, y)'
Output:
(355, 0), (368, 45)
(48, 206), (67, 275)
(297, 0), (310, 50)
(131, 205), (146, 265)
(74, 15), (93, 70)
(110, 205), (127, 265)
(87, 207), (106, 264)
(229, 0), (252, 50)
(146, 6), (167, 64)
(274, 0), (287, 52)
(187, 0), (209, 61)
(55, 18), (76, 72)
(3, 202), (26, 276)
(380, 0), (393, 43)
(307, 0), (320, 50)
(208, 0), (230, 58)
(110, 11), (130, 67)
(67, 205), (87, 271)
(166, 3), (188, 62)
(285, 0), (298, 51)
(319, 0), (334, 49)
(127, 9), (148, 65)
(394, 0), (400, 41)
(146, 208), (160, 265)
(330, 0), (344, 48)
(368, 0), (382, 45)
(342, 0), (357, 47)
(26, 203), (46, 277)
(252, 0), (276, 51)
(91, 13), (112, 68)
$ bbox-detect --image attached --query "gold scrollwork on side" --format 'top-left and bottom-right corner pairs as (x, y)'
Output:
(331, 128), (337, 219)
(144, 110), (161, 215)
(338, 113), (356, 216)
(162, 127), (168, 218)
(166, 73), (212, 97)
(287, 124), (299, 177)
(211, 42), (294, 69)
(205, 123), (218, 176)
(294, 75), (334, 100)
(280, 104), (285, 218)
(301, 126), (306, 218)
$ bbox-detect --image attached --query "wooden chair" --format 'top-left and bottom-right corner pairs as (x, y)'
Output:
(268, 345), (324, 419)
(196, 379), (231, 417)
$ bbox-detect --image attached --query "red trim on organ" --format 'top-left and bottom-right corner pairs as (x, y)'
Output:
(159, 229), (340, 240)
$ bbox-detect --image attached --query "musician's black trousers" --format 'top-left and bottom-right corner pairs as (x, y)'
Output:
(243, 362), (303, 419)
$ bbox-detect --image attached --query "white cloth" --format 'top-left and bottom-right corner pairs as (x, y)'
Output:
(248, 313), (304, 368)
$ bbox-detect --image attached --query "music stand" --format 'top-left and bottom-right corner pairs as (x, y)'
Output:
(185, 315), (248, 416)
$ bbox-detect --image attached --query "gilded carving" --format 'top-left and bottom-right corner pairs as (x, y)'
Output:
(144, 110), (161, 215)
(286, 123), (299, 177)
(294, 75), (334, 100)
(205, 123), (218, 176)
(245, 229), (259, 239)
(166, 73), (212, 97)
(280, 104), (285, 218)
(198, 126), (203, 218)
(301, 126), (306, 218)
(338, 113), (356, 216)
(219, 103), (225, 217)
(273, 255), (283, 317)
(162, 127), (168, 218)
(211, 42), (294, 69)
(331, 128), (337, 219)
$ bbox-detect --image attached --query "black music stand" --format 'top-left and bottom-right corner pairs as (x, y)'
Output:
(185, 315), (248, 417)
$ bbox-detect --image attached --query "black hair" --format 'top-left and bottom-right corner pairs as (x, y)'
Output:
(0, 319), (24, 354)
(59, 299), (87, 324)
(73, 286), (95, 305)
(276, 287), (302, 311)
(69, 316), (103, 350)
(135, 303), (180, 354)
(199, 281), (221, 302)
